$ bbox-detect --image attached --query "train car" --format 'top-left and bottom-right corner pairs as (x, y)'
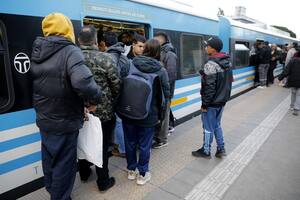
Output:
(0, 0), (299, 199)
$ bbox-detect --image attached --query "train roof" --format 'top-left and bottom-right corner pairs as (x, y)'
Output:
(129, 0), (219, 22)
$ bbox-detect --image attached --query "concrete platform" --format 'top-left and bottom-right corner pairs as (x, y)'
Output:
(19, 85), (300, 200)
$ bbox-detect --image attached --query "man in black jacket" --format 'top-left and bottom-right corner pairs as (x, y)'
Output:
(31, 13), (101, 200)
(153, 32), (177, 149)
(257, 41), (272, 88)
(278, 51), (300, 116)
(192, 36), (232, 159)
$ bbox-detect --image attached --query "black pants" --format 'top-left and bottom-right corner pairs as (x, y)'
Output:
(78, 117), (116, 187)
(41, 130), (79, 200)
(267, 63), (276, 85)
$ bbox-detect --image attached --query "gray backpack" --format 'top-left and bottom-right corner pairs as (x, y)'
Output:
(117, 64), (159, 120)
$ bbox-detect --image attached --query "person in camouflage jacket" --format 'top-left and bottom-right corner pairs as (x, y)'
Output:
(77, 25), (121, 192)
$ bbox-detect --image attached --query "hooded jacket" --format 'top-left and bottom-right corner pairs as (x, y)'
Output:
(278, 57), (300, 88)
(161, 43), (177, 83)
(199, 52), (232, 109)
(106, 42), (131, 78)
(31, 15), (101, 134)
(120, 55), (170, 127)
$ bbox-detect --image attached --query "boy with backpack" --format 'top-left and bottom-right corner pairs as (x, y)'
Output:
(117, 39), (170, 185)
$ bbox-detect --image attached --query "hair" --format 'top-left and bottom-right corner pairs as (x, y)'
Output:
(154, 31), (170, 43)
(143, 39), (161, 60)
(132, 33), (146, 44)
(78, 25), (97, 45)
(102, 32), (118, 47)
(264, 41), (269, 46)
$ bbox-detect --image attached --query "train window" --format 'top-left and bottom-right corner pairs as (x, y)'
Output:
(0, 21), (14, 113)
(234, 43), (250, 68)
(181, 34), (204, 76)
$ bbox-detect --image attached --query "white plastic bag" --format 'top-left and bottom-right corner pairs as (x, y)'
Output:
(77, 113), (103, 168)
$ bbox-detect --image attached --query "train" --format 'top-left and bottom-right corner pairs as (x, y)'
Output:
(1, 0), (299, 199)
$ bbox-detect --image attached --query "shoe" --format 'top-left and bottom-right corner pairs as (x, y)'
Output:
(98, 177), (116, 192)
(168, 126), (175, 133)
(152, 141), (168, 149)
(136, 172), (151, 185)
(127, 170), (138, 180)
(289, 107), (294, 111)
(215, 148), (227, 158)
(257, 86), (266, 89)
(112, 149), (126, 158)
(192, 148), (211, 158)
(293, 110), (299, 116)
(79, 167), (92, 182)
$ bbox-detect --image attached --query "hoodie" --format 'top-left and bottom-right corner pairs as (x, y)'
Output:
(120, 55), (170, 127)
(106, 42), (131, 78)
(31, 34), (101, 134)
(199, 52), (232, 109)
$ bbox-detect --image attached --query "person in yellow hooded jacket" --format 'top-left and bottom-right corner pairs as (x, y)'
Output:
(30, 13), (101, 200)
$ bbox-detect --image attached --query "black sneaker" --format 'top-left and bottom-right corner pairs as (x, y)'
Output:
(152, 141), (168, 149)
(98, 177), (116, 192)
(192, 148), (211, 158)
(79, 167), (92, 182)
(215, 148), (227, 158)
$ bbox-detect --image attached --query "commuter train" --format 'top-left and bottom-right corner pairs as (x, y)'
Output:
(1, 0), (299, 199)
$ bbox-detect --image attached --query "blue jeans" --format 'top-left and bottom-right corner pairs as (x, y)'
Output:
(114, 115), (125, 153)
(201, 107), (225, 154)
(123, 122), (154, 175)
(40, 130), (78, 200)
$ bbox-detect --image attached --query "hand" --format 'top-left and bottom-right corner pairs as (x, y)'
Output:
(87, 105), (97, 113)
(200, 107), (207, 113)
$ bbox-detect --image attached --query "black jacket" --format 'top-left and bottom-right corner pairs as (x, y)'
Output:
(199, 52), (232, 109)
(120, 55), (170, 127)
(31, 36), (101, 133)
(278, 57), (300, 88)
(161, 43), (177, 83)
(257, 46), (272, 64)
(106, 42), (131, 78)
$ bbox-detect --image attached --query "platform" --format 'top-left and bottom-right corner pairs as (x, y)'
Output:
(19, 85), (300, 200)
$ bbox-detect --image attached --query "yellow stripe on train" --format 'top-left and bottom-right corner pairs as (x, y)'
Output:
(171, 97), (188, 107)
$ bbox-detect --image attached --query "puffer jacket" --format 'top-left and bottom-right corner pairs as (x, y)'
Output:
(278, 57), (300, 88)
(31, 36), (101, 133)
(199, 52), (232, 109)
(120, 55), (170, 127)
(161, 43), (177, 83)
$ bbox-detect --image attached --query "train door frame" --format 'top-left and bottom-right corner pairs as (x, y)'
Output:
(0, 20), (15, 113)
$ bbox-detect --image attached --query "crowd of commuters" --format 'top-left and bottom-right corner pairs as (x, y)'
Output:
(30, 13), (299, 200)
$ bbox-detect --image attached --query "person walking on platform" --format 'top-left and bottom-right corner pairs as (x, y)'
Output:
(257, 41), (272, 88)
(192, 36), (232, 159)
(152, 32), (177, 148)
(30, 14), (101, 200)
(77, 25), (121, 191)
(118, 39), (170, 185)
(278, 50), (300, 116)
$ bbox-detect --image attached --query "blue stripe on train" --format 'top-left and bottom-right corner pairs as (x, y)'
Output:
(232, 66), (254, 75)
(0, 109), (36, 131)
(0, 132), (40, 153)
(0, 151), (41, 175)
(173, 88), (200, 100)
(234, 72), (255, 81)
(175, 76), (200, 89)
(232, 80), (254, 90)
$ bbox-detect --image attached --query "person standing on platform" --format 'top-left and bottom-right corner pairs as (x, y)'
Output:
(257, 41), (272, 88)
(267, 44), (279, 86)
(192, 36), (232, 159)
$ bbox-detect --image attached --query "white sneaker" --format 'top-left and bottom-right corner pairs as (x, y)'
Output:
(127, 170), (137, 180)
(136, 172), (151, 185)
(257, 86), (265, 89)
(289, 107), (294, 111)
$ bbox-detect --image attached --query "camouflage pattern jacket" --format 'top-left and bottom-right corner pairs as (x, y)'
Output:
(81, 45), (121, 122)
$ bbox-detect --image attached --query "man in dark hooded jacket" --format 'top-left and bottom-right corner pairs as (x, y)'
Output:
(30, 13), (101, 200)
(192, 36), (232, 159)
(153, 32), (177, 149)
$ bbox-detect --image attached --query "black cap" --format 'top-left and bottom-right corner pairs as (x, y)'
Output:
(206, 36), (223, 52)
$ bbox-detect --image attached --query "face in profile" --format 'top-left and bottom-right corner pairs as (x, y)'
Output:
(154, 36), (165, 46)
(205, 45), (215, 56)
(133, 41), (145, 56)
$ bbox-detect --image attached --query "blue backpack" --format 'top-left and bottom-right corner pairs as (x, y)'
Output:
(117, 63), (159, 120)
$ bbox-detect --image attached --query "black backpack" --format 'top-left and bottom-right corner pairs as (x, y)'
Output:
(117, 64), (161, 120)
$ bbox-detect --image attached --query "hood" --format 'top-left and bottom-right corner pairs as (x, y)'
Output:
(132, 55), (163, 73)
(209, 52), (231, 70)
(31, 36), (73, 63)
(42, 13), (75, 43)
(106, 42), (125, 54)
(161, 42), (176, 54)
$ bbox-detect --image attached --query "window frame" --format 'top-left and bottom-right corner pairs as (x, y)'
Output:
(230, 39), (251, 69)
(180, 33), (205, 78)
(0, 20), (15, 113)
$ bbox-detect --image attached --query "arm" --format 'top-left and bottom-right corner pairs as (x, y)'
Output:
(201, 62), (217, 109)
(164, 52), (177, 82)
(160, 68), (170, 101)
(278, 59), (292, 81)
(67, 48), (101, 104)
(105, 55), (121, 102)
